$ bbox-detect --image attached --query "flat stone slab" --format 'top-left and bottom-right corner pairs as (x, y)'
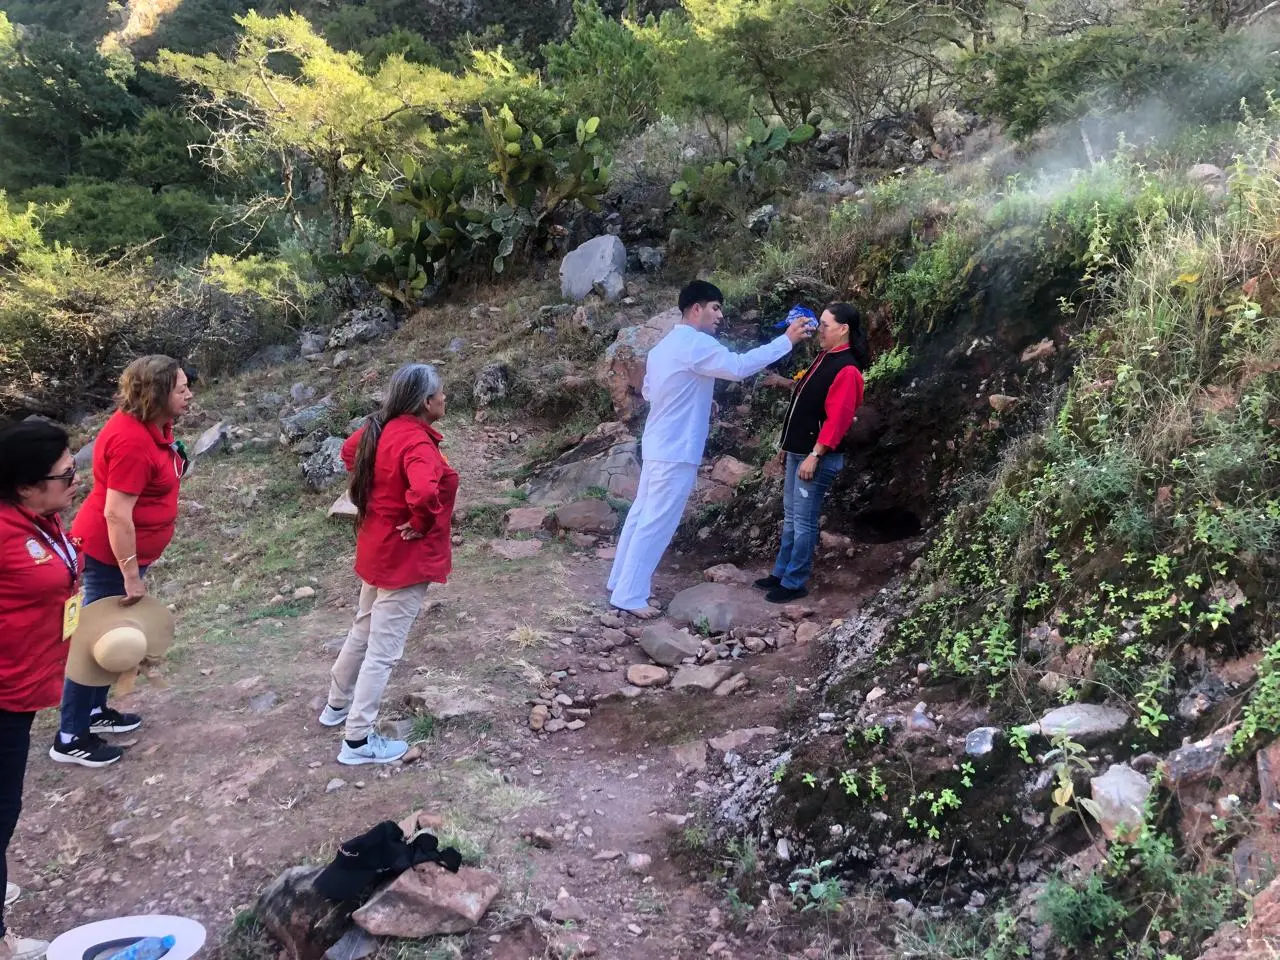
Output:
(490, 540), (543, 561)
(667, 582), (776, 633)
(671, 664), (735, 691)
(638, 623), (700, 667)
(708, 727), (778, 753)
(1025, 704), (1128, 744)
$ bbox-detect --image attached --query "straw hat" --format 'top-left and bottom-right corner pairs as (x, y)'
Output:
(47, 915), (205, 960)
(65, 596), (174, 688)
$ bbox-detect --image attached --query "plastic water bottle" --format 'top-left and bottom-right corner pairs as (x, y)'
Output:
(104, 936), (176, 960)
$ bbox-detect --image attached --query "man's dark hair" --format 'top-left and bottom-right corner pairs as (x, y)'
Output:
(0, 419), (70, 502)
(678, 280), (724, 313)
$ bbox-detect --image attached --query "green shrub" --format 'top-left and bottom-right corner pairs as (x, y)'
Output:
(543, 0), (661, 136)
(1038, 814), (1241, 957)
(21, 180), (232, 258)
(965, 13), (1280, 141)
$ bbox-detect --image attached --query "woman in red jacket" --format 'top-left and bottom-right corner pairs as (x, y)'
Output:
(58, 356), (192, 767)
(318, 363), (458, 765)
(0, 419), (82, 960)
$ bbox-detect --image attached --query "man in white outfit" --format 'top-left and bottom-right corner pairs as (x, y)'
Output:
(607, 281), (813, 617)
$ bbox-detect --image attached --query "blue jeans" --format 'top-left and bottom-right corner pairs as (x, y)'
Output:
(58, 556), (148, 737)
(771, 451), (844, 590)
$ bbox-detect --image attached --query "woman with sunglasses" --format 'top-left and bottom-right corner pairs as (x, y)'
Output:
(55, 356), (193, 768)
(0, 419), (82, 960)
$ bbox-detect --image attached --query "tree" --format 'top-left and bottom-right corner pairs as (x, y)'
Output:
(0, 27), (141, 190)
(631, 11), (751, 151)
(681, 0), (834, 125)
(806, 0), (957, 172)
(154, 12), (484, 252)
(79, 108), (213, 191)
(544, 0), (662, 135)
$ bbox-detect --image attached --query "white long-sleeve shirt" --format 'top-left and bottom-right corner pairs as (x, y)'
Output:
(640, 324), (793, 465)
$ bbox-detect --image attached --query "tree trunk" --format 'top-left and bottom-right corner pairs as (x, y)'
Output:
(324, 156), (361, 255)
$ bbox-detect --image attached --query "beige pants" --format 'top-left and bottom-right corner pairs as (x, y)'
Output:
(327, 580), (429, 740)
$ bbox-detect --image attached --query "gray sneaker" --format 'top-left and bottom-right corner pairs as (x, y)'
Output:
(337, 732), (408, 766)
(318, 704), (349, 727)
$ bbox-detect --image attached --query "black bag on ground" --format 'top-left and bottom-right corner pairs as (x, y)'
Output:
(314, 820), (463, 901)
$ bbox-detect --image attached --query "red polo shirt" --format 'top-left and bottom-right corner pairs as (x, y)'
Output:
(72, 411), (182, 567)
(342, 415), (459, 590)
(0, 503), (81, 712)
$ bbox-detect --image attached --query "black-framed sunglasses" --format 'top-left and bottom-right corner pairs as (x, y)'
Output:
(43, 467), (77, 486)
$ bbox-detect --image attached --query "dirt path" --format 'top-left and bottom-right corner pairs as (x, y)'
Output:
(7, 408), (895, 960)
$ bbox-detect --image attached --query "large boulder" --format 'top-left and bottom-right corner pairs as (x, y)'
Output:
(328, 491), (358, 519)
(300, 331), (327, 357)
(1188, 163), (1227, 200)
(526, 422), (641, 507)
(302, 437), (348, 491)
(560, 235), (626, 302)
(328, 306), (395, 349)
(352, 864), (501, 937)
(747, 204), (778, 236)
(505, 506), (551, 535)
(667, 582), (776, 633)
(930, 108), (971, 147)
(1089, 763), (1151, 842)
(597, 307), (682, 420)
(553, 499), (617, 535)
(193, 421), (228, 459)
(240, 344), (299, 373)
(638, 623), (701, 667)
(280, 398), (336, 444)
(405, 685), (495, 721)
(635, 246), (664, 273)
(74, 440), (96, 472)
(473, 363), (511, 408)
(257, 865), (358, 960)
(1025, 704), (1128, 745)
(710, 455), (753, 488)
(672, 663), (735, 691)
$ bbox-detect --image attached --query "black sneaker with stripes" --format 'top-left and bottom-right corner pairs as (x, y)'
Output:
(49, 733), (123, 767)
(89, 706), (142, 734)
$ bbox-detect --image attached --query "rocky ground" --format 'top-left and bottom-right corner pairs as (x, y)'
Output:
(6, 308), (915, 960)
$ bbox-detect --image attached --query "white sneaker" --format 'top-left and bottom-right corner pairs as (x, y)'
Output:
(318, 704), (349, 727)
(3, 882), (17, 906)
(337, 732), (408, 765)
(0, 931), (49, 960)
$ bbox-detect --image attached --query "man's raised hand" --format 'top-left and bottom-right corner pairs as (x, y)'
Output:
(784, 316), (815, 345)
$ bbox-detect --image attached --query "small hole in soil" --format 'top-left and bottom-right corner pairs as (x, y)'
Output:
(847, 507), (922, 543)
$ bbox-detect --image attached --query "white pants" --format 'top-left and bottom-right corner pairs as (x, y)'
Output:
(608, 459), (699, 611)
(328, 580), (429, 740)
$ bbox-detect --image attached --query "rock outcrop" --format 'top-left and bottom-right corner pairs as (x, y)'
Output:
(597, 307), (681, 421)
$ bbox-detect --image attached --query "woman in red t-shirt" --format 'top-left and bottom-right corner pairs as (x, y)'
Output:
(58, 356), (193, 767)
(0, 419), (82, 960)
(317, 363), (458, 766)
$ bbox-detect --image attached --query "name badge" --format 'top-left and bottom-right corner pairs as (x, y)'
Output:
(62, 591), (82, 641)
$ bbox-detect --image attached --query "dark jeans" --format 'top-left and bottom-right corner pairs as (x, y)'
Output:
(0, 709), (35, 937)
(58, 556), (148, 738)
(771, 451), (844, 590)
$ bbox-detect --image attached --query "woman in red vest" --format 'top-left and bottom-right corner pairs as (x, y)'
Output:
(58, 356), (192, 767)
(318, 363), (458, 765)
(0, 420), (82, 960)
(757, 303), (869, 603)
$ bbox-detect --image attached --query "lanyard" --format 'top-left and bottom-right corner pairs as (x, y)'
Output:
(30, 516), (78, 589)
